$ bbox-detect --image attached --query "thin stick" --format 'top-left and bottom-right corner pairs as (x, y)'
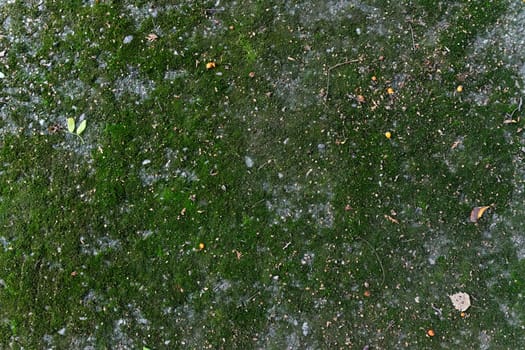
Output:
(506, 97), (523, 119)
(328, 59), (361, 72)
(409, 24), (416, 51)
(356, 236), (386, 287)
(324, 58), (361, 102)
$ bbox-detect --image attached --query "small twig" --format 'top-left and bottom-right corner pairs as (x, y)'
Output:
(356, 236), (386, 287)
(431, 303), (442, 316)
(324, 58), (361, 103)
(328, 59), (361, 72)
(258, 159), (272, 170)
(239, 291), (259, 308)
(249, 198), (265, 209)
(204, 7), (224, 13)
(409, 24), (416, 51)
(506, 97), (523, 119)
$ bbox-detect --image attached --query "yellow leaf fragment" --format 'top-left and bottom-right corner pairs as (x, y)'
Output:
(76, 119), (87, 135)
(67, 117), (76, 133)
(469, 206), (490, 223)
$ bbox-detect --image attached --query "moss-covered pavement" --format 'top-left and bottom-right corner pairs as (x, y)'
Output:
(1, 0), (525, 348)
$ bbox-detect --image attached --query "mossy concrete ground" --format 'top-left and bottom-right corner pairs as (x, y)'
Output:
(1, 0), (525, 348)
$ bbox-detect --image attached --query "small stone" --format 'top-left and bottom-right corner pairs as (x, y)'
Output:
(302, 322), (310, 336)
(244, 156), (254, 168)
(123, 35), (133, 44)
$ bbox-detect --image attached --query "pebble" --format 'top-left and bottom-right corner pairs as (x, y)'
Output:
(245, 156), (254, 168)
(302, 322), (310, 336)
(123, 35), (133, 44)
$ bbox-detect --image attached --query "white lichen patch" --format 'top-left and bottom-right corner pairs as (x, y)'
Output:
(499, 303), (523, 328)
(511, 234), (525, 261)
(113, 65), (155, 101)
(80, 235), (121, 256)
(111, 318), (135, 349)
(423, 230), (452, 266)
(471, 1), (525, 92)
(264, 180), (334, 228)
(164, 69), (189, 81)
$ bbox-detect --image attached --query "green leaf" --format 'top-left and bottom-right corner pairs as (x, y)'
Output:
(67, 118), (76, 133)
(143, 347), (151, 350)
(76, 119), (87, 135)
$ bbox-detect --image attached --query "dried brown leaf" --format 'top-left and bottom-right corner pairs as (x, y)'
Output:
(469, 206), (490, 223)
(449, 292), (471, 312)
(146, 33), (158, 42)
(451, 140), (462, 149)
(384, 214), (399, 224)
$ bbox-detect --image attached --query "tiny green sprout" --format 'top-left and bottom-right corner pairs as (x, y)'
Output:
(66, 117), (87, 143)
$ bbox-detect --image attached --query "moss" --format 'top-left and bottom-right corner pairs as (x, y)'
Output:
(1, 0), (524, 348)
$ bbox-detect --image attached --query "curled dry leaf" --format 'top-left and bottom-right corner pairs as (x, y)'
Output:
(146, 33), (158, 42)
(384, 214), (399, 224)
(469, 206), (490, 223)
(451, 139), (462, 149)
(449, 292), (471, 312)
